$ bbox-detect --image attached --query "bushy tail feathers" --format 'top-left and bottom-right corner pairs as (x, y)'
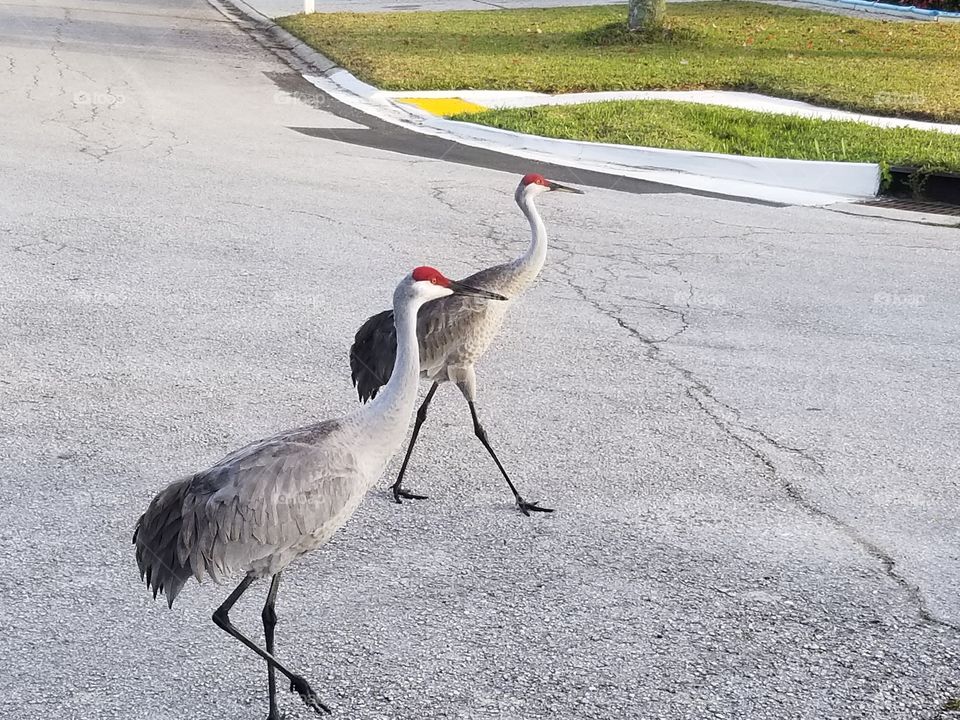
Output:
(133, 477), (194, 609)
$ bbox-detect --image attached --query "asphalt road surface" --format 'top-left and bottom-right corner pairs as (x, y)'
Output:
(1, 1), (958, 719)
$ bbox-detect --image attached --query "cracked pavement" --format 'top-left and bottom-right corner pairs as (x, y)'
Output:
(1, 0), (959, 718)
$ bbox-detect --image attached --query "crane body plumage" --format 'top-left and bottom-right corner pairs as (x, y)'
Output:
(134, 419), (366, 605)
(132, 267), (505, 719)
(350, 174), (583, 513)
(351, 261), (533, 403)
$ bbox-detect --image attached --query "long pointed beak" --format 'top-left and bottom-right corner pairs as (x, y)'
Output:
(448, 280), (507, 301)
(548, 181), (584, 194)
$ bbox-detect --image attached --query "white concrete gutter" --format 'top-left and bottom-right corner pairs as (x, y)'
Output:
(417, 113), (881, 198)
(306, 70), (880, 205)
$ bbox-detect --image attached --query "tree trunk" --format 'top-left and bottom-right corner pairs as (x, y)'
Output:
(628, 0), (666, 31)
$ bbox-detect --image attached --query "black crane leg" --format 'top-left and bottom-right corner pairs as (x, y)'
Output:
(467, 401), (554, 517)
(262, 573), (282, 720)
(390, 382), (439, 503)
(212, 575), (330, 715)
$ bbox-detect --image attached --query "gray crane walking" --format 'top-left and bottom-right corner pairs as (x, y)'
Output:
(350, 173), (582, 515)
(133, 267), (504, 719)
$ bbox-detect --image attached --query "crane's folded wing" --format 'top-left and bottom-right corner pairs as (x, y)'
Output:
(176, 422), (360, 582)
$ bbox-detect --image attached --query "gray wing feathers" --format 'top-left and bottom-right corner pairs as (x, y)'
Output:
(460, 263), (513, 291)
(350, 270), (507, 402)
(415, 293), (494, 376)
(134, 421), (354, 607)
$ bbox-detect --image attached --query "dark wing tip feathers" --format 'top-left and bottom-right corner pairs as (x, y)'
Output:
(350, 309), (397, 403)
(133, 484), (193, 609)
(133, 309), (400, 607)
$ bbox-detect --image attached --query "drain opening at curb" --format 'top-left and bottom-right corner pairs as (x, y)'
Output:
(858, 197), (960, 217)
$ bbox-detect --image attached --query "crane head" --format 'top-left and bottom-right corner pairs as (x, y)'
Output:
(408, 266), (506, 303)
(518, 173), (584, 199)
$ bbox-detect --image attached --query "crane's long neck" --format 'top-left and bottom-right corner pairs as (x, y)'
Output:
(353, 294), (421, 474)
(502, 190), (547, 296)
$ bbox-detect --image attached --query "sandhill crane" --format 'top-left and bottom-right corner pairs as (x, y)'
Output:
(350, 173), (582, 515)
(133, 267), (505, 719)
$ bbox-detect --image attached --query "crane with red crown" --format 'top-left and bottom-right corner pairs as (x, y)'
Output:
(349, 173), (583, 515)
(134, 267), (505, 719)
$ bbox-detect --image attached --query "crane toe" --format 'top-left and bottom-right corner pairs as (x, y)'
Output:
(289, 674), (331, 715)
(516, 498), (554, 516)
(392, 485), (429, 503)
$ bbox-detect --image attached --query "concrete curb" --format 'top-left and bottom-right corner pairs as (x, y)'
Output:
(300, 69), (882, 204)
(795, 0), (960, 20)
(386, 89), (960, 136)
(418, 114), (881, 197)
(213, 0), (882, 205)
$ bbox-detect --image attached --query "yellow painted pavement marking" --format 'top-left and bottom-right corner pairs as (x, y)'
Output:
(395, 97), (487, 115)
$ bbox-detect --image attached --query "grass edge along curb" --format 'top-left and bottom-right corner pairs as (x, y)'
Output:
(448, 100), (960, 183)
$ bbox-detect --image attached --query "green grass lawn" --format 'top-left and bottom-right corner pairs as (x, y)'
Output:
(277, 2), (960, 123)
(450, 100), (960, 172)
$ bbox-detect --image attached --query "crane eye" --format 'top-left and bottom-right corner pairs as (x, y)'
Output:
(430, 277), (437, 284)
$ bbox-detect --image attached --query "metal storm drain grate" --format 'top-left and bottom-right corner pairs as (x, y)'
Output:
(859, 197), (960, 217)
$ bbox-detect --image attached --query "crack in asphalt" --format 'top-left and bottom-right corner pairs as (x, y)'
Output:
(161, 129), (186, 158)
(827, 208), (960, 231)
(224, 200), (342, 224)
(686, 387), (957, 634)
(55, 12), (96, 82)
(39, 10), (118, 161)
(26, 63), (40, 101)
(10, 235), (88, 264)
(552, 247), (959, 633)
(430, 184), (470, 216)
(35, 8), (188, 162)
(877, 242), (960, 253)
(712, 217), (906, 240)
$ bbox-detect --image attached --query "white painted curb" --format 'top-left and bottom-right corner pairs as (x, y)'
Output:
(417, 114), (881, 197)
(299, 71), (865, 206)
(383, 89), (960, 136)
(305, 72), (881, 202)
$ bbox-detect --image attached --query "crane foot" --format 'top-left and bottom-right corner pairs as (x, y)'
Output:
(289, 674), (331, 715)
(392, 486), (429, 504)
(516, 498), (554, 516)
